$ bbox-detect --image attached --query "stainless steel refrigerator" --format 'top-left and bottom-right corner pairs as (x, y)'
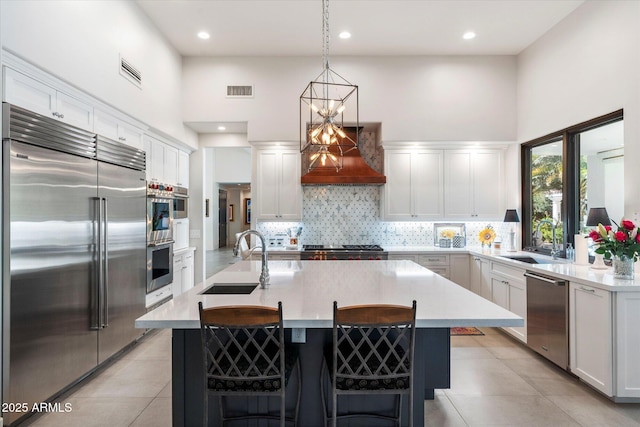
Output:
(1, 103), (147, 426)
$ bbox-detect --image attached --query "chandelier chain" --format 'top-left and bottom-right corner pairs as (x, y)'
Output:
(322, 0), (330, 72)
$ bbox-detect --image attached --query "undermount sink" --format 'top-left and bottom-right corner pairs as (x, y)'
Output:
(200, 283), (259, 295)
(499, 255), (554, 265)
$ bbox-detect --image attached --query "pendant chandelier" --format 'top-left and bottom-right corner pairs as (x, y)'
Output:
(300, 0), (359, 172)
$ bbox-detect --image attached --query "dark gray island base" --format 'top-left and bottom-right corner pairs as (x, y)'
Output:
(171, 327), (450, 427)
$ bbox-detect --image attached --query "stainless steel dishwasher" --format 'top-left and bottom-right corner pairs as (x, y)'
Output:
(525, 271), (569, 369)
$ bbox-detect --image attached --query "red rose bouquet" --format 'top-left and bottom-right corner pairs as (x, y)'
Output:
(588, 219), (640, 262)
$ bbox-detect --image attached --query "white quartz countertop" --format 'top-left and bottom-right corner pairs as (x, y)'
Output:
(136, 260), (523, 330)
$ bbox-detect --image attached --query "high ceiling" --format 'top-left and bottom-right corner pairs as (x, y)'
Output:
(136, 0), (584, 57)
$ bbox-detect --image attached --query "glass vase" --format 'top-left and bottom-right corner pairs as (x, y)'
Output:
(613, 255), (635, 280)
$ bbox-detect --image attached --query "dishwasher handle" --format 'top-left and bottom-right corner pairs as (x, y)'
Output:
(524, 272), (566, 286)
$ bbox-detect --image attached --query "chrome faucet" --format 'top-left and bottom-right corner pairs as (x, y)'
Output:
(535, 219), (559, 259)
(234, 230), (270, 288)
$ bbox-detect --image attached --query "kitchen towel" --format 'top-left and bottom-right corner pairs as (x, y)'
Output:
(574, 234), (589, 265)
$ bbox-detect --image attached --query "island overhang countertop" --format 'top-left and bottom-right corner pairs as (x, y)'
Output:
(136, 259), (523, 330)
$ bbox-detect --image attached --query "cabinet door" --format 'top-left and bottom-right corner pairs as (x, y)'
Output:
(444, 151), (473, 219)
(94, 109), (120, 141)
(413, 151), (444, 219)
(149, 138), (164, 182)
(507, 279), (527, 342)
(164, 145), (178, 185)
(480, 258), (492, 300)
(256, 151), (279, 219)
(56, 91), (94, 131)
(181, 255), (194, 294)
(177, 151), (190, 187)
(570, 283), (613, 396)
(473, 151), (504, 219)
(172, 256), (184, 297)
(4, 68), (56, 118)
(118, 123), (144, 151)
(469, 256), (483, 295)
(491, 278), (509, 309)
(384, 151), (413, 219)
(174, 219), (189, 250)
(278, 151), (301, 220)
(449, 254), (470, 289)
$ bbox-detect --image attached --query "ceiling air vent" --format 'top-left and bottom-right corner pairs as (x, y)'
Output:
(226, 85), (254, 98)
(119, 55), (142, 88)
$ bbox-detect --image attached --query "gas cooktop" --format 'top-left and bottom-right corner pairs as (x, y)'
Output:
(302, 244), (384, 251)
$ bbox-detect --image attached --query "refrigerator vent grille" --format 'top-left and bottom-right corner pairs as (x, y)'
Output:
(120, 56), (142, 88)
(226, 85), (254, 97)
(4, 103), (97, 159)
(97, 136), (146, 171)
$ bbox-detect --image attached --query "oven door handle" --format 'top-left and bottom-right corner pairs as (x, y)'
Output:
(148, 240), (175, 247)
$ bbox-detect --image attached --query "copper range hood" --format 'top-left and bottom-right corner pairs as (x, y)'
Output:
(300, 128), (386, 185)
(301, 148), (386, 185)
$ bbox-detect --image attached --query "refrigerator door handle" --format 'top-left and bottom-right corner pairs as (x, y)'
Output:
(90, 197), (102, 330)
(102, 197), (109, 328)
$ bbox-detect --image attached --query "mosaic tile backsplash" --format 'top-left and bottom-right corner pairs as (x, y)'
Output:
(257, 186), (513, 247)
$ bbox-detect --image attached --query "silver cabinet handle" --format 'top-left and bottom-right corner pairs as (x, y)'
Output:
(524, 272), (565, 286)
(579, 286), (596, 293)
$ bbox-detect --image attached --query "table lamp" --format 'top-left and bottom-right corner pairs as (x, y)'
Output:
(586, 207), (611, 270)
(503, 209), (520, 252)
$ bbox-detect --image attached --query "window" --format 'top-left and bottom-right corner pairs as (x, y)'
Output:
(522, 111), (623, 257)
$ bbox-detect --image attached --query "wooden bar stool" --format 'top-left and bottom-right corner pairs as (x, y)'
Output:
(198, 301), (301, 426)
(321, 300), (417, 427)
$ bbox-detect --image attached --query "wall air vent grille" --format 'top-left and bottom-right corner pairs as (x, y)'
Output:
(226, 85), (254, 98)
(120, 56), (142, 88)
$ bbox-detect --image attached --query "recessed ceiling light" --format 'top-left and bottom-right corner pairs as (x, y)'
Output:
(197, 31), (210, 40)
(217, 126), (226, 131)
(462, 31), (476, 40)
(339, 31), (351, 39)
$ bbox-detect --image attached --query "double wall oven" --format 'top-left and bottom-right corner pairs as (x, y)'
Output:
(147, 182), (174, 293)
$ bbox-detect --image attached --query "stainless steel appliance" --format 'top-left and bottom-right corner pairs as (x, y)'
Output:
(525, 271), (569, 369)
(147, 241), (174, 293)
(173, 185), (188, 219)
(147, 182), (174, 243)
(2, 103), (147, 426)
(301, 244), (388, 260)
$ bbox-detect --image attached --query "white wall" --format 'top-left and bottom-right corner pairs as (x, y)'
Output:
(214, 148), (251, 183)
(0, 0), (196, 149)
(517, 0), (640, 217)
(182, 55), (517, 143)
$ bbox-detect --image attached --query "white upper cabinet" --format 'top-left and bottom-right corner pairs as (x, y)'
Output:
(163, 145), (178, 186)
(94, 109), (144, 151)
(383, 150), (444, 220)
(145, 135), (183, 185)
(255, 148), (301, 221)
(4, 68), (94, 131)
(177, 151), (190, 188)
(444, 149), (504, 220)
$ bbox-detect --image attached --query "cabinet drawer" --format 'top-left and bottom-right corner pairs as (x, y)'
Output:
(428, 266), (450, 278)
(145, 285), (172, 309)
(388, 254), (419, 262)
(269, 254), (300, 261)
(491, 261), (525, 285)
(418, 254), (449, 266)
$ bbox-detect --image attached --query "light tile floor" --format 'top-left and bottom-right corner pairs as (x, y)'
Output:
(22, 252), (640, 426)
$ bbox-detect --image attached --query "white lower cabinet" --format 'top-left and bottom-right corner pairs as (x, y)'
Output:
(615, 292), (640, 398)
(449, 254), (470, 289)
(490, 261), (527, 343)
(570, 282), (613, 396)
(469, 256), (491, 299)
(172, 248), (195, 297)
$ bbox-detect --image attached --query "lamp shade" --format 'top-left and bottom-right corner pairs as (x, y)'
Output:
(503, 209), (520, 223)
(586, 207), (611, 226)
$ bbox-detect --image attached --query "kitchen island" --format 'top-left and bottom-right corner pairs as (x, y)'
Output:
(136, 260), (522, 426)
